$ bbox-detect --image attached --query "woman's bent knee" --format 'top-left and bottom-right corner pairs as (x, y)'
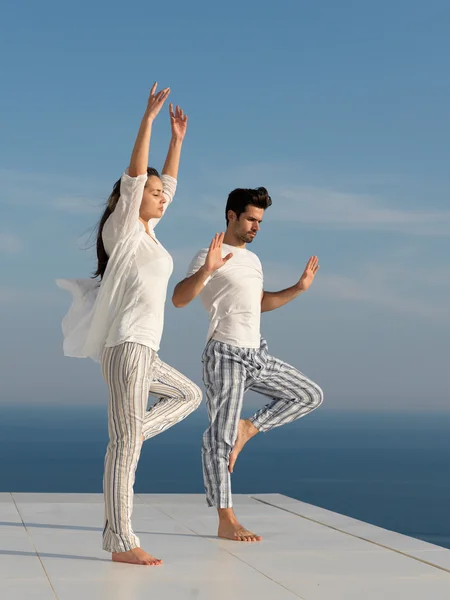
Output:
(187, 382), (202, 410)
(312, 384), (324, 409)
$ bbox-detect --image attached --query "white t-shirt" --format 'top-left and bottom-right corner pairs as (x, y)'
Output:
(101, 172), (175, 352)
(187, 244), (263, 348)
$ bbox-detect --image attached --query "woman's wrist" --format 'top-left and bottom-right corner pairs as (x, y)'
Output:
(170, 135), (184, 145)
(143, 110), (156, 123)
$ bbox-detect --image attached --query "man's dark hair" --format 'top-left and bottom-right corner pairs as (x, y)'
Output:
(225, 187), (272, 225)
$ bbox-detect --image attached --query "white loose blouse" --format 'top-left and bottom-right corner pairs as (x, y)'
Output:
(57, 171), (176, 362)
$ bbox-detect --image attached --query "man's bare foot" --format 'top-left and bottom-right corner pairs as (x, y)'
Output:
(112, 547), (162, 566)
(218, 508), (262, 542)
(218, 520), (262, 542)
(228, 419), (259, 473)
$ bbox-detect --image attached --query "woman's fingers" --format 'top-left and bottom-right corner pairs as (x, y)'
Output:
(149, 83), (172, 107)
(146, 85), (170, 119)
(167, 104), (188, 123)
(175, 105), (186, 120)
(155, 88), (170, 104)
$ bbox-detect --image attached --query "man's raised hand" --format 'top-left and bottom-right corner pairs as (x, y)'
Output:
(204, 233), (233, 274)
(296, 256), (320, 292)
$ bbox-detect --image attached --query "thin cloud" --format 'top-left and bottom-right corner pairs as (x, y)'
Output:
(0, 168), (106, 216)
(0, 287), (63, 306)
(270, 186), (450, 235)
(0, 232), (23, 254)
(262, 261), (449, 322)
(0, 287), (20, 304)
(182, 163), (450, 236)
(176, 185), (450, 236)
(53, 196), (101, 215)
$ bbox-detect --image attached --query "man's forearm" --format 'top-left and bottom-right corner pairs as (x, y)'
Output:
(172, 266), (211, 308)
(261, 285), (303, 313)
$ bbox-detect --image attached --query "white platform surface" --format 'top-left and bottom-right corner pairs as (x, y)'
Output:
(1, 492), (450, 599)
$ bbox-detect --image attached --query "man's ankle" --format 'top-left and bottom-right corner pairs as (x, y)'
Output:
(218, 508), (238, 523)
(244, 419), (259, 437)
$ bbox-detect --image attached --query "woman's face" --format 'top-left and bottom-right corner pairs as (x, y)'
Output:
(140, 175), (166, 221)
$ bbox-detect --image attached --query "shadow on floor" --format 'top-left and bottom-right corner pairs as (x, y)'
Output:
(0, 520), (217, 538)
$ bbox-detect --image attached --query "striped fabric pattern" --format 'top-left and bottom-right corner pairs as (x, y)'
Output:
(202, 337), (323, 508)
(101, 342), (202, 552)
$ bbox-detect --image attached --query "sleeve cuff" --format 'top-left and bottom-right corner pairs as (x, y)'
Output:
(160, 174), (177, 184)
(122, 169), (148, 182)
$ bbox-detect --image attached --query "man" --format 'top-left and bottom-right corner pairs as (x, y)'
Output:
(172, 186), (323, 542)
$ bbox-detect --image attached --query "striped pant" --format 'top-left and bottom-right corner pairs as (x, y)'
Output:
(101, 342), (202, 552)
(202, 337), (323, 508)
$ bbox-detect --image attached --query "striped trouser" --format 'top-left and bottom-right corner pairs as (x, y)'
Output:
(202, 337), (323, 508)
(101, 342), (202, 552)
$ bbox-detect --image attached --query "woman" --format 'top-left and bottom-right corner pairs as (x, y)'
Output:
(57, 83), (201, 566)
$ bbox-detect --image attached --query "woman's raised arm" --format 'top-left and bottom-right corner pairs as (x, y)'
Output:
(161, 103), (188, 179)
(129, 83), (171, 177)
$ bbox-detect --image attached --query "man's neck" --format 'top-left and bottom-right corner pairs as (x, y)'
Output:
(223, 230), (246, 249)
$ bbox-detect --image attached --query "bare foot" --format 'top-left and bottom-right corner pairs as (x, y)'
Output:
(218, 520), (262, 542)
(229, 419), (259, 473)
(112, 547), (162, 566)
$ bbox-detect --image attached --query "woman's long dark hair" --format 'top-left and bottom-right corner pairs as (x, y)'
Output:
(93, 167), (160, 279)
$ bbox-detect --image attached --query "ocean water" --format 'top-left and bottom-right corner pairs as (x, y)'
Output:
(1, 405), (450, 549)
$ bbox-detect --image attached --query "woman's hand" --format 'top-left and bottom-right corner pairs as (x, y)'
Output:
(170, 103), (188, 141)
(128, 83), (170, 177)
(145, 83), (171, 121)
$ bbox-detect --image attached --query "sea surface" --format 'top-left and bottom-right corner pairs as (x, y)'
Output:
(1, 405), (450, 549)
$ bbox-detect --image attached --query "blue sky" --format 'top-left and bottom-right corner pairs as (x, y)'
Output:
(0, 0), (449, 409)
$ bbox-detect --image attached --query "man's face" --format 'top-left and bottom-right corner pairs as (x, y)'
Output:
(230, 205), (264, 243)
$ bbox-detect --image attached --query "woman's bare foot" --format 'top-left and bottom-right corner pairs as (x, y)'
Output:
(228, 419), (259, 473)
(112, 547), (162, 566)
(218, 508), (262, 542)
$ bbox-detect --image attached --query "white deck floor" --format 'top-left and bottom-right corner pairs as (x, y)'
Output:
(1, 493), (450, 599)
